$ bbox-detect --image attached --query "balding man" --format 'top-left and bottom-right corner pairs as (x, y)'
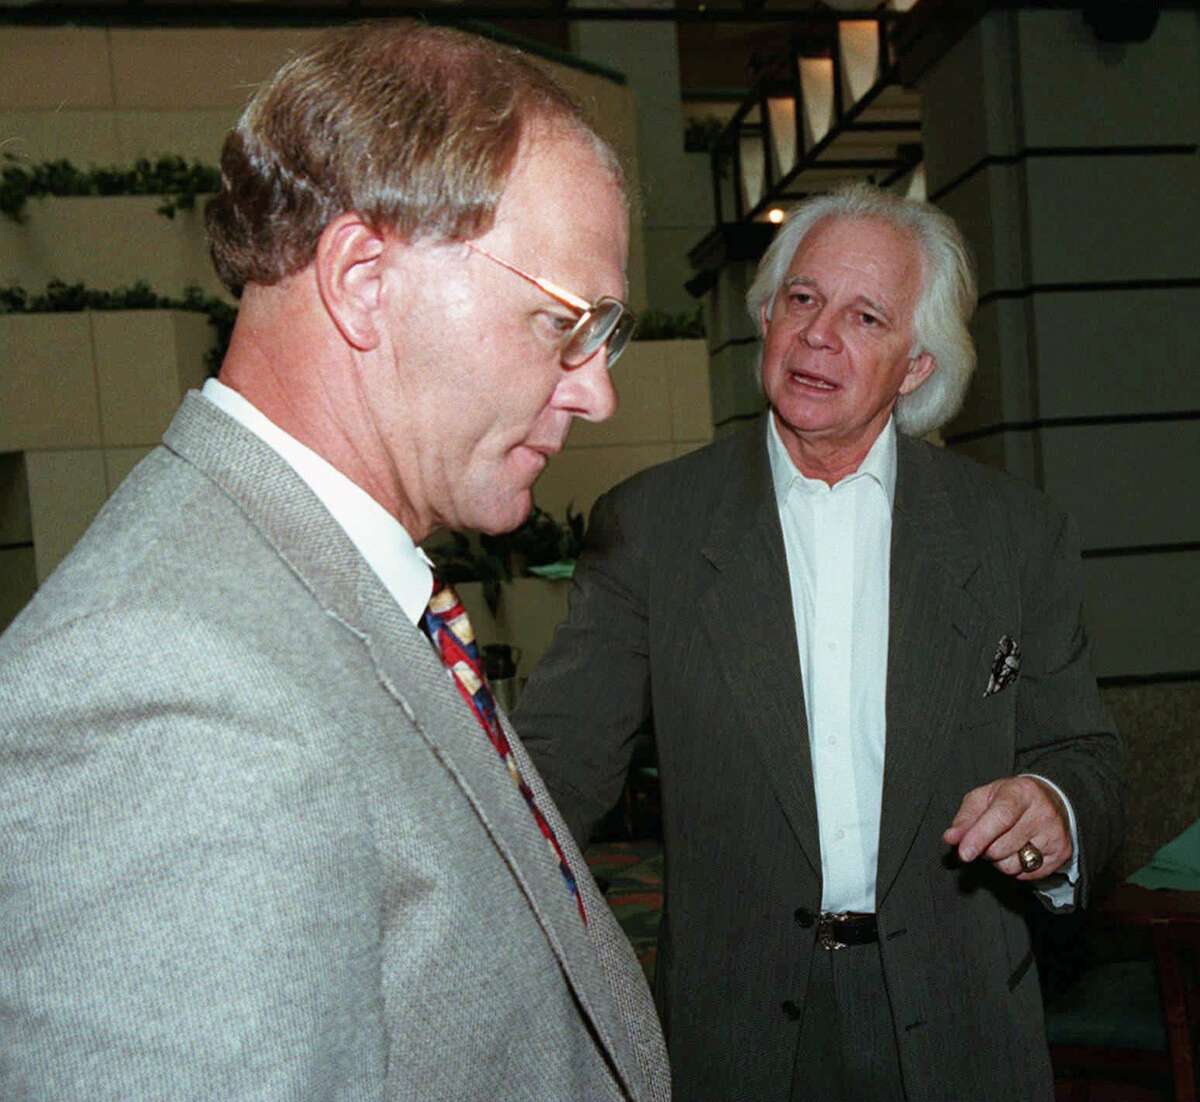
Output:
(0, 24), (668, 1102)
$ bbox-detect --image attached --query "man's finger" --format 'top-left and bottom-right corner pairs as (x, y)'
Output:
(942, 783), (997, 845)
(955, 791), (1025, 862)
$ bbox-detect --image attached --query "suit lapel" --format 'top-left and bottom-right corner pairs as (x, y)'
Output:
(876, 439), (984, 906)
(698, 419), (821, 875)
(165, 394), (643, 1098)
(358, 581), (641, 1097)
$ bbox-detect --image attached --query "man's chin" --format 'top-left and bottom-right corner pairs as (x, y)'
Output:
(473, 491), (534, 537)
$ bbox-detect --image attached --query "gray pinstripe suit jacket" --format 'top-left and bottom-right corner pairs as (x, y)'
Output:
(516, 416), (1123, 1102)
(0, 394), (669, 1102)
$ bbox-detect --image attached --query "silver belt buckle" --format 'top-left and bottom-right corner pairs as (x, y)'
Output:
(816, 911), (849, 951)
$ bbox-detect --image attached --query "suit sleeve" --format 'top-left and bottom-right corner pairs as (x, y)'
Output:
(0, 617), (384, 1101)
(1012, 506), (1125, 904)
(514, 487), (654, 848)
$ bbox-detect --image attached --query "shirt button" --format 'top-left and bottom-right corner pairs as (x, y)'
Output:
(835, 829), (846, 841)
(828, 736), (837, 746)
(827, 641), (837, 652)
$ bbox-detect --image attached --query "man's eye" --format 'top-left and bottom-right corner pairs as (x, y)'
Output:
(535, 312), (578, 339)
(788, 292), (813, 306)
(860, 312), (880, 326)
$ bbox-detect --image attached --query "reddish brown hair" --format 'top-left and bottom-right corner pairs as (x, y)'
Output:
(206, 22), (618, 295)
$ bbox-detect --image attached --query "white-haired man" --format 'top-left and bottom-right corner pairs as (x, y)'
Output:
(515, 183), (1123, 1101)
(0, 23), (669, 1101)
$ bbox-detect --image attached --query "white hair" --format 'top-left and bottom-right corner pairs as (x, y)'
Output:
(745, 182), (977, 437)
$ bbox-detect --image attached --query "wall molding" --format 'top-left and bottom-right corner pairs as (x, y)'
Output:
(977, 277), (1200, 309)
(1098, 670), (1200, 689)
(929, 144), (1199, 204)
(945, 409), (1200, 446)
(1082, 541), (1200, 561)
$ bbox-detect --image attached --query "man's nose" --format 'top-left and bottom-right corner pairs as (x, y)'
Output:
(555, 351), (619, 423)
(801, 307), (842, 354)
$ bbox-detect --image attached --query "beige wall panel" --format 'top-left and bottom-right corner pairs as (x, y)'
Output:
(92, 311), (209, 448)
(0, 314), (100, 452)
(0, 196), (227, 301)
(114, 109), (238, 163)
(109, 28), (323, 110)
(664, 340), (713, 443)
(0, 453), (32, 545)
(491, 576), (571, 678)
(1083, 552), (1199, 679)
(0, 547), (37, 634)
(1025, 155), (1200, 286)
(1031, 288), (1200, 419)
(173, 311), (218, 393)
(707, 344), (763, 430)
(534, 442), (674, 520)
(104, 446), (155, 495)
(1040, 421), (1200, 550)
(569, 342), (671, 448)
(1017, 10), (1200, 148)
(673, 440), (709, 459)
(0, 110), (121, 166)
(0, 28), (113, 110)
(25, 448), (109, 582)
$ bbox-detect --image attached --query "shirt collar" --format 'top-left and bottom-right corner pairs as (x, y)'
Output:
(200, 378), (433, 625)
(767, 411), (897, 508)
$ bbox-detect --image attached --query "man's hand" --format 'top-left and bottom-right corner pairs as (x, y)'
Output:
(942, 776), (1072, 880)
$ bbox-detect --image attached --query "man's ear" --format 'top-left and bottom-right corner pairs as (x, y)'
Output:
(899, 351), (936, 395)
(314, 212), (388, 351)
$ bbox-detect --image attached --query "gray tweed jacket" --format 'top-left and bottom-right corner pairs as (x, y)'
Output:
(0, 393), (669, 1102)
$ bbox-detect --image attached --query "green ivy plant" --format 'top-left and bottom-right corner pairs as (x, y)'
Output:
(425, 505), (586, 615)
(634, 306), (705, 341)
(0, 154), (220, 223)
(0, 279), (235, 376)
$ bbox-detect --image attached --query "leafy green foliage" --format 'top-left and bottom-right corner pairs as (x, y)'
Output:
(634, 306), (705, 341)
(1, 154), (220, 223)
(425, 505), (586, 615)
(0, 279), (236, 376)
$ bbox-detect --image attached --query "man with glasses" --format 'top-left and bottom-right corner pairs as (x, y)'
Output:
(0, 23), (666, 1101)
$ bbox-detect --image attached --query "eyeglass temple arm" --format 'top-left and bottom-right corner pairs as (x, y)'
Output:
(466, 242), (592, 313)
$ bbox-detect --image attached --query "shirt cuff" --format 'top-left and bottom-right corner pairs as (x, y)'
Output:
(1022, 773), (1080, 911)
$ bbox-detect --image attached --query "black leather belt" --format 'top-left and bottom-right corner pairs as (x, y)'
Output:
(815, 911), (878, 951)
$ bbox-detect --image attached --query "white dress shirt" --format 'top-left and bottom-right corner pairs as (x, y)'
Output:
(201, 379), (433, 627)
(767, 415), (1079, 913)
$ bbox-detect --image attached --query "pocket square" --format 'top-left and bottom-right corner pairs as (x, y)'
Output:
(983, 635), (1021, 697)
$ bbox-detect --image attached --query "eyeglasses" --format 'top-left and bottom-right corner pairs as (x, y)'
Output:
(466, 241), (636, 369)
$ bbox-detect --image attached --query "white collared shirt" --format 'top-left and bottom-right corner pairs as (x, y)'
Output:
(201, 379), (433, 627)
(767, 415), (1079, 912)
(768, 414), (895, 912)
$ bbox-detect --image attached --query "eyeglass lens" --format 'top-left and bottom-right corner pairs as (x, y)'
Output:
(562, 298), (636, 369)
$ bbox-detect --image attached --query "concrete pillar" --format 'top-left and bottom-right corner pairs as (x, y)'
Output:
(919, 7), (1200, 807)
(571, 4), (711, 315)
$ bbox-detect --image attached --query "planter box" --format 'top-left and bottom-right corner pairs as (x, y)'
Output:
(1, 310), (213, 454)
(0, 195), (229, 302)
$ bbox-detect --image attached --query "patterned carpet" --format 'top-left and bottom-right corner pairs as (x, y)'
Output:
(586, 840), (664, 982)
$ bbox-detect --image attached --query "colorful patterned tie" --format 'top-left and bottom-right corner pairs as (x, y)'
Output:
(421, 576), (586, 924)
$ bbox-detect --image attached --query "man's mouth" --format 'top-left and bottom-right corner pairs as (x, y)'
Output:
(788, 369), (839, 391)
